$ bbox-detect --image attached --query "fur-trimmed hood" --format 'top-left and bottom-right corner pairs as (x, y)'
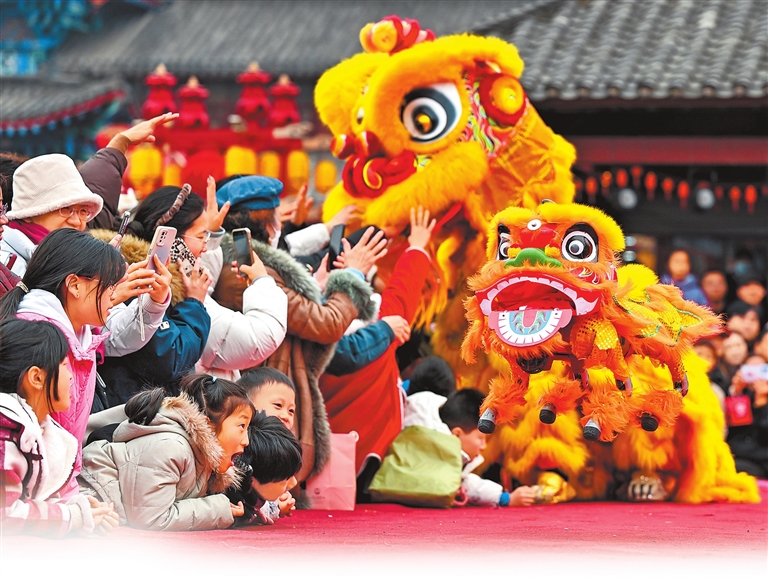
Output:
(90, 229), (186, 306)
(113, 394), (241, 493)
(246, 239), (377, 321)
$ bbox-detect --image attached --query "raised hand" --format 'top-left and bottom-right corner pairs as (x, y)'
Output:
(111, 259), (158, 305)
(233, 251), (269, 285)
(179, 259), (212, 302)
(338, 226), (388, 276)
(290, 183), (314, 226)
(147, 254), (173, 304)
(407, 206), (436, 250)
(205, 175), (229, 232)
(109, 113), (178, 154)
(326, 204), (361, 233)
(381, 315), (411, 345)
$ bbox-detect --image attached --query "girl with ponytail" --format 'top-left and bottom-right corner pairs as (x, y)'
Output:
(0, 228), (172, 499)
(0, 319), (119, 536)
(79, 373), (253, 531)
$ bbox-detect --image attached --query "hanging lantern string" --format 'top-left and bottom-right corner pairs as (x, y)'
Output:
(573, 166), (766, 213)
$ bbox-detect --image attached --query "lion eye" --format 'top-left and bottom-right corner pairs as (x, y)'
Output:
(401, 83), (461, 144)
(497, 224), (511, 260)
(561, 224), (599, 262)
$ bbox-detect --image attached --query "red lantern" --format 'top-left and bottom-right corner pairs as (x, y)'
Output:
(677, 181), (690, 209)
(235, 62), (272, 127)
(269, 74), (301, 128)
(729, 186), (741, 211)
(715, 185), (724, 200)
(616, 168), (629, 188)
(142, 64), (178, 120)
(630, 165), (643, 188)
(745, 185), (757, 214)
(644, 172), (657, 200)
(600, 171), (612, 195)
(661, 177), (674, 202)
(586, 176), (598, 204)
(574, 177), (583, 199)
(177, 76), (210, 129)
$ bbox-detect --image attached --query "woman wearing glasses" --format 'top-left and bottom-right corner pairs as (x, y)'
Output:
(0, 154), (105, 277)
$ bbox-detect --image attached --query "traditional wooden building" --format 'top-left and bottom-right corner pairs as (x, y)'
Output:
(2, 0), (766, 278)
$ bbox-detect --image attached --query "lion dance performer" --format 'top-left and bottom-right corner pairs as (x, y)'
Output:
(314, 15), (759, 504)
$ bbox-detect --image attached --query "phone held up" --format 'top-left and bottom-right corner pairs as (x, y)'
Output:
(113, 211), (131, 249)
(327, 224), (345, 272)
(146, 226), (177, 273)
(232, 228), (253, 270)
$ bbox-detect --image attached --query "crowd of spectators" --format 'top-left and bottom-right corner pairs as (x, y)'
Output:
(663, 249), (768, 478)
(0, 117), (765, 536)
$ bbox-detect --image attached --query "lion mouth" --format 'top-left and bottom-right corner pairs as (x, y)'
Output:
(476, 272), (601, 347)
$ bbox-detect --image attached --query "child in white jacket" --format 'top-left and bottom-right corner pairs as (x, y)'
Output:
(403, 389), (536, 507)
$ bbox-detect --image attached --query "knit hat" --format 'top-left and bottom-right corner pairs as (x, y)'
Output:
(216, 175), (283, 211)
(7, 154), (103, 221)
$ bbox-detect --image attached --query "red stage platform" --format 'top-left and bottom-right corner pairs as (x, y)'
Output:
(4, 482), (766, 578)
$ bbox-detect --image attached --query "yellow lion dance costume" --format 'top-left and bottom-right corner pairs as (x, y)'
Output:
(315, 15), (575, 391)
(315, 16), (758, 504)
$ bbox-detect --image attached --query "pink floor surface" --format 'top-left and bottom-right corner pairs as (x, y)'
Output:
(4, 482), (766, 578)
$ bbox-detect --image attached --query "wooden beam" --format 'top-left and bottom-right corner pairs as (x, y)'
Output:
(569, 137), (768, 166)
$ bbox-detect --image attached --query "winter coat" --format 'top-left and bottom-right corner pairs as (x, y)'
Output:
(0, 147), (126, 276)
(726, 391), (768, 473)
(402, 390), (505, 507)
(81, 147), (127, 231)
(324, 320), (395, 376)
(320, 247), (431, 475)
(0, 393), (95, 537)
(212, 237), (375, 481)
(78, 394), (240, 531)
(16, 288), (168, 498)
(195, 243), (287, 381)
(90, 230), (211, 406)
(0, 226), (35, 277)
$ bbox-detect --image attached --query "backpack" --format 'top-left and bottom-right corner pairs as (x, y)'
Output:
(368, 425), (463, 508)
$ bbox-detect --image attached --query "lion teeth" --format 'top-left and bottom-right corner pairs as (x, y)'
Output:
(574, 297), (598, 315)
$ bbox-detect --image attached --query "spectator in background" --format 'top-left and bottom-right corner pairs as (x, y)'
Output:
(709, 331), (751, 393)
(701, 269), (730, 316)
(404, 355), (457, 398)
(694, 339), (726, 428)
(735, 275), (767, 328)
(660, 249), (708, 306)
(725, 353), (768, 478)
(754, 329), (768, 362)
(726, 301), (762, 349)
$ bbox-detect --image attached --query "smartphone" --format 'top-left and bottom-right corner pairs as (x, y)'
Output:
(741, 363), (768, 383)
(232, 228), (253, 269)
(117, 211), (131, 236)
(327, 224), (345, 271)
(146, 226), (177, 272)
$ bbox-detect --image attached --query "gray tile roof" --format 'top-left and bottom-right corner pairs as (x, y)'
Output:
(46, 0), (768, 100)
(49, 0), (553, 80)
(478, 0), (768, 100)
(0, 77), (128, 124)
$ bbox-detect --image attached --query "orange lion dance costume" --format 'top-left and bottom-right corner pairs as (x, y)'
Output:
(462, 202), (721, 441)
